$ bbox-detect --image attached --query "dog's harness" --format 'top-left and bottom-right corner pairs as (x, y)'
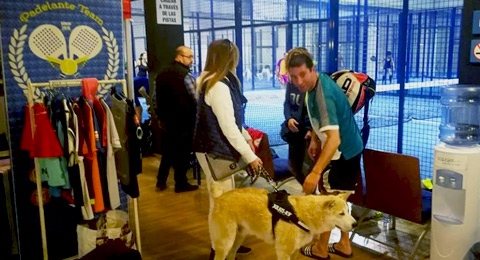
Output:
(267, 190), (310, 238)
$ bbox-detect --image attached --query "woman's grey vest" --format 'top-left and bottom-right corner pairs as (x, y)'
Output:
(194, 72), (247, 161)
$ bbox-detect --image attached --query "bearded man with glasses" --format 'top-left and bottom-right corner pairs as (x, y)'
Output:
(155, 46), (199, 193)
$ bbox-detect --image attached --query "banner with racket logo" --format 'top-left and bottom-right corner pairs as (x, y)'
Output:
(0, 0), (124, 180)
(0, 0), (123, 138)
(0, 1), (124, 256)
(0, 1), (124, 102)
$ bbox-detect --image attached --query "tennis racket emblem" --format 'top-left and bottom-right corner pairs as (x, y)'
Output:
(29, 24), (103, 76)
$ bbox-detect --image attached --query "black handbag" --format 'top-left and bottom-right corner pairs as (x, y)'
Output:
(205, 153), (248, 181)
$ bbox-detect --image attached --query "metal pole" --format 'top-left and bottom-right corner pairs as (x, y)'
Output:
(355, 0), (360, 71)
(125, 19), (135, 99)
(327, 0), (339, 74)
(286, 0), (293, 51)
(133, 198), (142, 253)
(416, 13), (422, 78)
(421, 12), (427, 81)
(124, 14), (141, 253)
(250, 0), (256, 90)
(429, 11), (437, 81)
(397, 0), (409, 154)
(272, 25), (277, 88)
(375, 9), (379, 80)
(302, 23), (306, 47)
(385, 15), (390, 75)
(131, 20), (137, 78)
(406, 13), (413, 83)
(27, 83), (48, 260)
(235, 0), (243, 85)
(210, 0), (215, 39)
(362, 0), (369, 73)
(427, 11), (437, 80)
(447, 8), (456, 79)
(296, 1), (300, 46)
(347, 20), (352, 68)
(317, 0), (322, 70)
(196, 12), (202, 75)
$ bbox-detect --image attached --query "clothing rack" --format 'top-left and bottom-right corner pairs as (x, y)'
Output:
(26, 78), (141, 260)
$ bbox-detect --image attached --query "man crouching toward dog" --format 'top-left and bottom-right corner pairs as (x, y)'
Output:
(285, 48), (363, 259)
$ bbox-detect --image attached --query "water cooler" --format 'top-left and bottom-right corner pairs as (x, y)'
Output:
(431, 86), (480, 260)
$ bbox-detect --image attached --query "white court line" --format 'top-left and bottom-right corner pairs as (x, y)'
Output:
(376, 79), (459, 92)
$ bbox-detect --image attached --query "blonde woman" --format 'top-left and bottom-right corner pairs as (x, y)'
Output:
(193, 39), (262, 258)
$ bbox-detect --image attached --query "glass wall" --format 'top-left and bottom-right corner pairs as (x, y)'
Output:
(182, 0), (463, 179)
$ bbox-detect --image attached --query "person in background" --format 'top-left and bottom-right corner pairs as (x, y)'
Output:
(275, 53), (289, 88)
(382, 51), (394, 84)
(135, 52), (148, 78)
(286, 47), (363, 260)
(134, 52), (150, 120)
(155, 46), (198, 193)
(193, 39), (262, 259)
(281, 81), (311, 184)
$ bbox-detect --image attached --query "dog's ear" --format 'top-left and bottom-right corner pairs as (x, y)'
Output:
(337, 192), (349, 201)
(322, 199), (337, 210)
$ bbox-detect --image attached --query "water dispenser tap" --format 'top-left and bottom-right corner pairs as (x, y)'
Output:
(450, 177), (456, 188)
(439, 176), (445, 184)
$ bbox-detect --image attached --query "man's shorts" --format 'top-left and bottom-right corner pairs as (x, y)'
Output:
(321, 153), (361, 193)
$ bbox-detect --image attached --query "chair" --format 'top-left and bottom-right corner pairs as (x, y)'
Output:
(352, 149), (432, 260)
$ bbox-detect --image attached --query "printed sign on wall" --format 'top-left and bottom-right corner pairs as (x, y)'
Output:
(470, 39), (480, 63)
(156, 0), (182, 25)
(473, 10), (480, 35)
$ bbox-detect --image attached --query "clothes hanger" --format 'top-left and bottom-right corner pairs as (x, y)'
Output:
(111, 86), (125, 100)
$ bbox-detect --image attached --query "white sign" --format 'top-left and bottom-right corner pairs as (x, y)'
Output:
(156, 0), (181, 25)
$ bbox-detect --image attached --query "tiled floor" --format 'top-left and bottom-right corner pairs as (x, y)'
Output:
(236, 171), (431, 260)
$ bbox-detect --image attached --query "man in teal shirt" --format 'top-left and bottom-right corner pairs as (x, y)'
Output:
(286, 48), (363, 259)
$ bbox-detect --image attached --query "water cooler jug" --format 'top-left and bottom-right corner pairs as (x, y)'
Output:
(431, 85), (480, 260)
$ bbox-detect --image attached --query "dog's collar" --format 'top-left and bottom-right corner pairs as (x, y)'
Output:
(268, 190), (310, 237)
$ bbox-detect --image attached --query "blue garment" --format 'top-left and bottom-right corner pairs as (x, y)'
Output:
(384, 57), (393, 69)
(306, 73), (363, 160)
(194, 72), (247, 161)
(137, 64), (148, 77)
(133, 76), (150, 107)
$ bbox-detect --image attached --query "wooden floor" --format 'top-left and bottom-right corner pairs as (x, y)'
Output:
(136, 156), (393, 260)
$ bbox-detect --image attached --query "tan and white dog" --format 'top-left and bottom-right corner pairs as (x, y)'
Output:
(209, 187), (356, 260)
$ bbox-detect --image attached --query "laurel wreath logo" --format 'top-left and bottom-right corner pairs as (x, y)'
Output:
(100, 26), (120, 96)
(8, 24), (43, 102)
(8, 24), (120, 101)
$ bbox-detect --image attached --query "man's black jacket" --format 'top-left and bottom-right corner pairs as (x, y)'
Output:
(156, 62), (196, 137)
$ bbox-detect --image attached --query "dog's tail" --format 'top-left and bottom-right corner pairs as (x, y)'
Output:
(208, 182), (225, 199)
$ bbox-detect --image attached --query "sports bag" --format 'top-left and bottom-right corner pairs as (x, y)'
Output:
(330, 70), (376, 114)
(330, 70), (376, 147)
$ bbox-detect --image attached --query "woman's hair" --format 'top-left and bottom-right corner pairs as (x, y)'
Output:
(285, 47), (313, 72)
(198, 39), (239, 93)
(139, 52), (146, 60)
